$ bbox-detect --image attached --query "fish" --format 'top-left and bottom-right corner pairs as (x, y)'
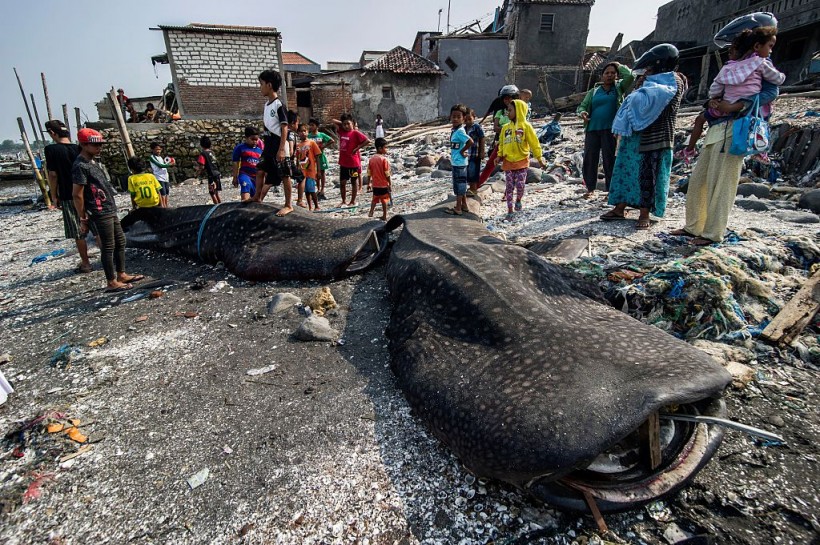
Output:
(385, 201), (732, 511)
(121, 202), (390, 281)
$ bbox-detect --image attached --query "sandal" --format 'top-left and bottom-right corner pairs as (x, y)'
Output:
(691, 237), (714, 247)
(514, 200), (522, 212)
(104, 283), (133, 293)
(119, 274), (144, 283)
(669, 228), (695, 237)
(582, 192), (595, 199)
(600, 210), (627, 221)
(76, 263), (93, 274)
(635, 218), (651, 230)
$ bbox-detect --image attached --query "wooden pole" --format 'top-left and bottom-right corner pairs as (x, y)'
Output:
(107, 87), (134, 158)
(697, 54), (710, 100)
(74, 107), (82, 138)
(41, 72), (53, 120)
(17, 117), (51, 207)
(30, 93), (45, 144)
(13, 67), (41, 145)
(62, 104), (71, 141)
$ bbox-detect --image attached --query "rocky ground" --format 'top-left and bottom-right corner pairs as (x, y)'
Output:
(0, 100), (818, 544)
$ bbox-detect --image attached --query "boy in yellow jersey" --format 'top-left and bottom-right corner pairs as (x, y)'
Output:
(127, 157), (162, 209)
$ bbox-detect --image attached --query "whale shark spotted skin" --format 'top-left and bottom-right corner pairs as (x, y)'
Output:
(123, 200), (732, 508)
(122, 203), (390, 281)
(385, 204), (731, 489)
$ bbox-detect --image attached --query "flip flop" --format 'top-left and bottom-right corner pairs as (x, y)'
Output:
(104, 283), (133, 293)
(76, 264), (93, 274)
(636, 218), (651, 230)
(691, 237), (715, 246)
(444, 208), (457, 215)
(600, 210), (628, 221)
(120, 274), (144, 283)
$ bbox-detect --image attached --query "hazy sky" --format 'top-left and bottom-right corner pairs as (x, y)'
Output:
(1, 0), (670, 142)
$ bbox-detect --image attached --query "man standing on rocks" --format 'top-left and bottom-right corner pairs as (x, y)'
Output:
(44, 120), (95, 273)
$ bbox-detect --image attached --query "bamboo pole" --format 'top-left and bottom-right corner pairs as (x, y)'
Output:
(17, 117), (51, 207)
(30, 93), (45, 144)
(13, 67), (41, 144)
(62, 104), (71, 141)
(41, 72), (53, 120)
(107, 87), (134, 158)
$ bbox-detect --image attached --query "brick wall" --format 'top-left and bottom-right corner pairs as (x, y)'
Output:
(310, 85), (352, 124)
(168, 30), (281, 117)
(285, 87), (297, 110)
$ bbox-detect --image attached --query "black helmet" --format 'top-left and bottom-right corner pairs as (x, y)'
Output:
(714, 12), (778, 48)
(633, 44), (679, 74)
(499, 84), (520, 97)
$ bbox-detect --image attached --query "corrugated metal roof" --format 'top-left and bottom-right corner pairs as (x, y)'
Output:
(155, 23), (280, 36)
(363, 46), (443, 75)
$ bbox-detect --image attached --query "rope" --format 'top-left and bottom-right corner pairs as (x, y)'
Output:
(196, 203), (223, 259)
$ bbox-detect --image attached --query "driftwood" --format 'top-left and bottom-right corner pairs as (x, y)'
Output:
(553, 92), (587, 111)
(389, 123), (452, 146)
(761, 270), (820, 346)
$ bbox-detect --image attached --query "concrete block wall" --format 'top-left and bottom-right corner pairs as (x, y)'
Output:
(168, 30), (281, 117)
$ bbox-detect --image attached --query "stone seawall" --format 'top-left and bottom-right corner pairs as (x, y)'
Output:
(98, 119), (260, 184)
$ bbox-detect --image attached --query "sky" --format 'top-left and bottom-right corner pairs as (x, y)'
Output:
(1, 0), (670, 143)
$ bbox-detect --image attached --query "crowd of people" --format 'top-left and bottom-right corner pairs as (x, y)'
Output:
(39, 13), (785, 292)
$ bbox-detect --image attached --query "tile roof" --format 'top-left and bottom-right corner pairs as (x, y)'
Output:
(363, 46), (443, 75)
(282, 51), (319, 66)
(155, 23), (280, 36)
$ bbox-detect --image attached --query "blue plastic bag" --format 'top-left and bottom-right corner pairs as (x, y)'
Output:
(730, 96), (770, 156)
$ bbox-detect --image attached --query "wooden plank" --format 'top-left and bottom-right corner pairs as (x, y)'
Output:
(639, 412), (662, 470)
(761, 270), (820, 346)
(797, 129), (820, 174)
(543, 237), (589, 262)
(582, 490), (609, 533)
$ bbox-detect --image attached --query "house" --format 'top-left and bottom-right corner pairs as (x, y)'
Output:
(326, 61), (360, 71)
(433, 0), (594, 115)
(652, 0), (820, 95)
(360, 51), (388, 66)
(151, 23), (285, 117)
(282, 51), (321, 74)
(309, 46), (443, 129)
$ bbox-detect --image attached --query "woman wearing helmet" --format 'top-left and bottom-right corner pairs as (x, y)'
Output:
(576, 61), (635, 198)
(600, 44), (686, 230)
(476, 85), (520, 189)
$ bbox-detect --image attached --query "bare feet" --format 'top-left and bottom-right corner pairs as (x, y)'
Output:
(669, 228), (695, 237)
(76, 262), (92, 274)
(276, 206), (293, 217)
(297, 201), (307, 208)
(349, 200), (357, 207)
(104, 281), (133, 292)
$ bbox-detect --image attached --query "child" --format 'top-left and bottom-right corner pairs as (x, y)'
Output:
(285, 110), (306, 207)
(148, 141), (175, 207)
(254, 70), (293, 216)
(680, 27), (784, 162)
(296, 124), (322, 211)
(374, 114), (385, 139)
(446, 104), (473, 216)
(232, 126), (263, 202)
(497, 99), (546, 221)
(464, 108), (485, 196)
(331, 114), (370, 207)
(367, 137), (391, 221)
(308, 118), (333, 200)
(519, 89), (534, 121)
(196, 136), (222, 204)
(127, 157), (161, 209)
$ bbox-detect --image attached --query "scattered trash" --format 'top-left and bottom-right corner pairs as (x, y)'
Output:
(120, 292), (148, 303)
(87, 337), (108, 348)
(50, 345), (82, 369)
(59, 444), (93, 463)
(0, 353), (11, 365)
(305, 287), (337, 316)
(0, 370), (14, 405)
(174, 311), (199, 319)
(149, 290), (164, 299)
(22, 472), (55, 503)
(135, 315), (149, 322)
(210, 281), (230, 292)
(246, 364), (277, 376)
(186, 468), (209, 490)
(29, 249), (66, 266)
(222, 445), (233, 455)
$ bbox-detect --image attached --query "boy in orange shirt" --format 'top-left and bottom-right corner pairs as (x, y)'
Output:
(367, 137), (391, 221)
(296, 124), (322, 211)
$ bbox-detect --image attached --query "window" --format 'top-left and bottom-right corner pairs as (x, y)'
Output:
(382, 86), (394, 100)
(539, 13), (555, 32)
(445, 56), (458, 71)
